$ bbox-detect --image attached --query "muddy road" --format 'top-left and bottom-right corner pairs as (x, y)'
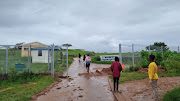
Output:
(36, 58), (115, 101)
(35, 58), (180, 101)
(117, 76), (180, 101)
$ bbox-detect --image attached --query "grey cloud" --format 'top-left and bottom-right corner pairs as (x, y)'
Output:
(0, 0), (180, 52)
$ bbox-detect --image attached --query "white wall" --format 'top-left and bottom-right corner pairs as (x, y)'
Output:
(32, 50), (52, 63)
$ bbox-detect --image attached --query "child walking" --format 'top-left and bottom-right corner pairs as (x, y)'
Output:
(148, 55), (159, 101)
(85, 55), (91, 73)
(111, 57), (122, 92)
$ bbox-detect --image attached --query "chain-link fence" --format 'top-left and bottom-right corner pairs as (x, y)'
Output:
(119, 44), (180, 68)
(0, 44), (68, 76)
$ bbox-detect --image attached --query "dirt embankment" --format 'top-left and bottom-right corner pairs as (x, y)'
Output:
(78, 67), (112, 77)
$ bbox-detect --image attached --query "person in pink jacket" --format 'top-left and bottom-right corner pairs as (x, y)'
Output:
(85, 55), (91, 73)
(111, 57), (122, 92)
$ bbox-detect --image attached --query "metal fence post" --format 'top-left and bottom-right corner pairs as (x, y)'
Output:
(161, 46), (163, 55)
(6, 46), (8, 74)
(29, 45), (31, 73)
(132, 44), (134, 67)
(48, 48), (50, 74)
(28, 45), (30, 73)
(52, 44), (54, 76)
(51, 45), (53, 75)
(148, 45), (150, 51)
(66, 46), (68, 77)
(119, 44), (122, 65)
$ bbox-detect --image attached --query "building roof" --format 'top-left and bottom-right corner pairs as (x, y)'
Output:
(31, 47), (61, 50)
(25, 42), (46, 45)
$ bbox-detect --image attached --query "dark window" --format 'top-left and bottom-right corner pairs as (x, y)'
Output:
(38, 50), (42, 56)
(24, 48), (28, 50)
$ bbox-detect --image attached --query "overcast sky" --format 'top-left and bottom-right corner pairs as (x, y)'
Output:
(0, 0), (180, 52)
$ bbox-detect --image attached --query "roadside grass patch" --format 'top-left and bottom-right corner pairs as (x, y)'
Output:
(0, 76), (54, 101)
(163, 86), (180, 101)
(109, 72), (180, 83)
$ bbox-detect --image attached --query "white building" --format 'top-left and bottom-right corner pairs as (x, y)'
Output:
(32, 47), (60, 63)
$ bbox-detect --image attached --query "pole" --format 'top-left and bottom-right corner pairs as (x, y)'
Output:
(148, 45), (150, 51)
(178, 46), (179, 53)
(28, 45), (30, 73)
(161, 46), (163, 55)
(29, 45), (31, 73)
(6, 46), (8, 74)
(132, 44), (134, 67)
(48, 48), (50, 74)
(119, 44), (122, 65)
(66, 46), (68, 77)
(51, 45), (53, 75)
(52, 44), (54, 76)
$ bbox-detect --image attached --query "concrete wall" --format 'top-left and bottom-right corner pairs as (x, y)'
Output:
(32, 50), (51, 63)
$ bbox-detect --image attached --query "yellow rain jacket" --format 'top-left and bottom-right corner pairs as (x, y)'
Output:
(148, 62), (159, 81)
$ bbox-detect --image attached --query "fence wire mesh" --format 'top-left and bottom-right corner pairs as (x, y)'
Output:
(120, 44), (180, 68)
(0, 44), (67, 76)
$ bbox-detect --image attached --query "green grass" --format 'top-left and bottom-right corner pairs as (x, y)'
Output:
(0, 76), (54, 101)
(163, 86), (180, 101)
(109, 72), (148, 83)
(109, 72), (180, 83)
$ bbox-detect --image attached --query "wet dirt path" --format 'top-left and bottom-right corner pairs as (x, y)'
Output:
(118, 77), (180, 101)
(36, 58), (115, 101)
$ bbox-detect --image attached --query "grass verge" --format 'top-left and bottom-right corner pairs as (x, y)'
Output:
(0, 75), (54, 101)
(163, 86), (180, 101)
(109, 72), (180, 83)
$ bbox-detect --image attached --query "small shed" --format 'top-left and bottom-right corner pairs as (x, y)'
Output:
(32, 47), (61, 63)
(21, 42), (47, 57)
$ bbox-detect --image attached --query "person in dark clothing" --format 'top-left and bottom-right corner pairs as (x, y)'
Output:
(111, 57), (122, 93)
(78, 53), (81, 62)
(83, 55), (86, 61)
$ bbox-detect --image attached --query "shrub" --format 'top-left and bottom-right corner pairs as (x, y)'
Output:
(161, 54), (180, 73)
(152, 51), (163, 65)
(141, 50), (149, 60)
(94, 56), (101, 61)
(163, 50), (173, 60)
(134, 62), (142, 71)
(141, 59), (149, 68)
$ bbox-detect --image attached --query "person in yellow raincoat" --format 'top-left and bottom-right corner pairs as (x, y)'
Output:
(148, 55), (159, 101)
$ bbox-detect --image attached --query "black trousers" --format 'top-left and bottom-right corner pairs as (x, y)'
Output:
(113, 77), (119, 91)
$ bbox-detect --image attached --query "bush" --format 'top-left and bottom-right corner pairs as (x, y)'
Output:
(152, 51), (163, 65)
(161, 54), (180, 73)
(141, 59), (149, 68)
(163, 50), (173, 60)
(94, 56), (101, 61)
(141, 50), (149, 60)
(128, 63), (142, 72)
(134, 62), (142, 71)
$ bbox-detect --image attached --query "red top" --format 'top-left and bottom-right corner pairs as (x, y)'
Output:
(111, 61), (122, 77)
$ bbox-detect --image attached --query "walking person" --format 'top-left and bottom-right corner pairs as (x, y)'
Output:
(83, 54), (86, 66)
(148, 55), (159, 101)
(83, 55), (86, 62)
(111, 57), (122, 93)
(85, 55), (91, 73)
(78, 53), (81, 62)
